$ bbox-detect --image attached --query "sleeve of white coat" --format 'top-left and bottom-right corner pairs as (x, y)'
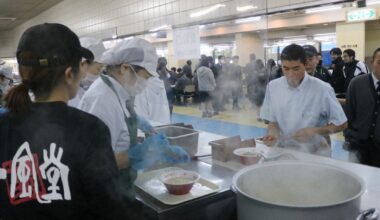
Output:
(324, 86), (347, 126)
(260, 83), (276, 122)
(134, 91), (150, 119)
(79, 96), (124, 151)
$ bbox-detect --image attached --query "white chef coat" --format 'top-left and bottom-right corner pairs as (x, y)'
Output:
(134, 76), (170, 124)
(79, 75), (132, 153)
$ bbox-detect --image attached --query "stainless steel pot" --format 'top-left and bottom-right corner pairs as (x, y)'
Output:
(232, 161), (376, 220)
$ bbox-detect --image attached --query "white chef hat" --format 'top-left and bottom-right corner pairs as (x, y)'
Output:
(80, 37), (106, 63)
(101, 38), (158, 77)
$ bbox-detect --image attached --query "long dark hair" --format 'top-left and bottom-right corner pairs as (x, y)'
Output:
(5, 51), (80, 114)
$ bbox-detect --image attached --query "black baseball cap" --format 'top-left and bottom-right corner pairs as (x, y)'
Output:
(302, 45), (318, 58)
(16, 23), (94, 67)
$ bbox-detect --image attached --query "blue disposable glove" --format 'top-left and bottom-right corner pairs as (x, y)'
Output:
(127, 133), (169, 170)
(160, 145), (190, 164)
(128, 134), (190, 170)
(137, 116), (155, 134)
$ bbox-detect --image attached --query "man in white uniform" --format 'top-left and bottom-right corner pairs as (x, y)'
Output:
(260, 44), (347, 156)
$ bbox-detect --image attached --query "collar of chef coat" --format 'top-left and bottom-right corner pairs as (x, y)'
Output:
(286, 72), (310, 92)
(106, 74), (133, 103)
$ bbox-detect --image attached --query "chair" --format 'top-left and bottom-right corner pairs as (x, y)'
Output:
(182, 84), (196, 104)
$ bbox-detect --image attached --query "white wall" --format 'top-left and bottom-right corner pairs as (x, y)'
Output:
(0, 0), (348, 57)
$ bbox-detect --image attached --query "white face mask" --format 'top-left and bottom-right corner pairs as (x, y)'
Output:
(124, 66), (148, 96)
(81, 73), (99, 91)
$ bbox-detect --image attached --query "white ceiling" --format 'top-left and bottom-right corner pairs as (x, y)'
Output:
(0, 0), (62, 31)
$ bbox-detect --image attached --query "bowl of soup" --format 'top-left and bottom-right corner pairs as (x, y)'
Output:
(233, 148), (263, 165)
(159, 170), (200, 195)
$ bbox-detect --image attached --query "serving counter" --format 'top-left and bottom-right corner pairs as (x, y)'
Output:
(134, 130), (380, 220)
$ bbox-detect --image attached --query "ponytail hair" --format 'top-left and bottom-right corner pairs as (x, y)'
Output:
(4, 82), (32, 114)
(4, 51), (80, 114)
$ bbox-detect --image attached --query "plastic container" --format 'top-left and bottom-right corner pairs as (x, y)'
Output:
(155, 126), (199, 156)
(159, 170), (200, 195)
(209, 136), (256, 162)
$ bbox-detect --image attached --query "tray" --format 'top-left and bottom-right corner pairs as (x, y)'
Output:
(134, 167), (220, 205)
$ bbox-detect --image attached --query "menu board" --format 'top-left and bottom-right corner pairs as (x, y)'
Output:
(173, 26), (201, 59)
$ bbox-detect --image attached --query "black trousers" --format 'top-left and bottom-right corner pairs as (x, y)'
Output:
(349, 138), (380, 167)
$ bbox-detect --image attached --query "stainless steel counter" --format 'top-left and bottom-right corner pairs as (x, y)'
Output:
(134, 130), (380, 219)
(135, 160), (236, 220)
(135, 131), (235, 220)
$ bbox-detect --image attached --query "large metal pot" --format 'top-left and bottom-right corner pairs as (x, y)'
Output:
(232, 161), (373, 220)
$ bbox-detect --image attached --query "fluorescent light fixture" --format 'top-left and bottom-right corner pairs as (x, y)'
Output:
(282, 37), (307, 43)
(367, 0), (380, 5)
(149, 24), (171, 32)
(0, 17), (16, 21)
(151, 33), (158, 37)
(190, 4), (226, 18)
(199, 25), (206, 29)
(314, 33), (335, 37)
(314, 34), (336, 41)
(235, 16), (261, 24)
(236, 5), (257, 12)
(305, 5), (342, 14)
(314, 36), (335, 41)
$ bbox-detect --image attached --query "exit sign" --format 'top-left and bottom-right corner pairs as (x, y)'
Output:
(347, 8), (377, 22)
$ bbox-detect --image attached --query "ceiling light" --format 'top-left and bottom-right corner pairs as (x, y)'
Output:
(149, 24), (172, 32)
(305, 5), (342, 14)
(314, 33), (335, 36)
(236, 5), (257, 12)
(0, 17), (16, 21)
(235, 16), (261, 24)
(282, 37), (308, 43)
(190, 4), (226, 18)
(367, 0), (380, 5)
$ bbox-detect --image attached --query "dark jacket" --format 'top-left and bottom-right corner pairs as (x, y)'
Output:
(313, 66), (331, 84)
(330, 57), (345, 94)
(345, 74), (380, 142)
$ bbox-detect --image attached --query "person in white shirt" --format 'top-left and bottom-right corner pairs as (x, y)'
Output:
(69, 37), (105, 107)
(79, 38), (189, 170)
(134, 76), (170, 124)
(260, 44), (347, 156)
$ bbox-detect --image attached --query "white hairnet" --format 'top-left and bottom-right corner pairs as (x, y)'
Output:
(0, 65), (13, 79)
(80, 37), (106, 63)
(101, 38), (158, 77)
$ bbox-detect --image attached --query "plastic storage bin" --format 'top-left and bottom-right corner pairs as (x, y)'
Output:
(155, 126), (199, 156)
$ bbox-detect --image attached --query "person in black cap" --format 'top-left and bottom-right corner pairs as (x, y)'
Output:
(0, 23), (128, 220)
(303, 45), (331, 84)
